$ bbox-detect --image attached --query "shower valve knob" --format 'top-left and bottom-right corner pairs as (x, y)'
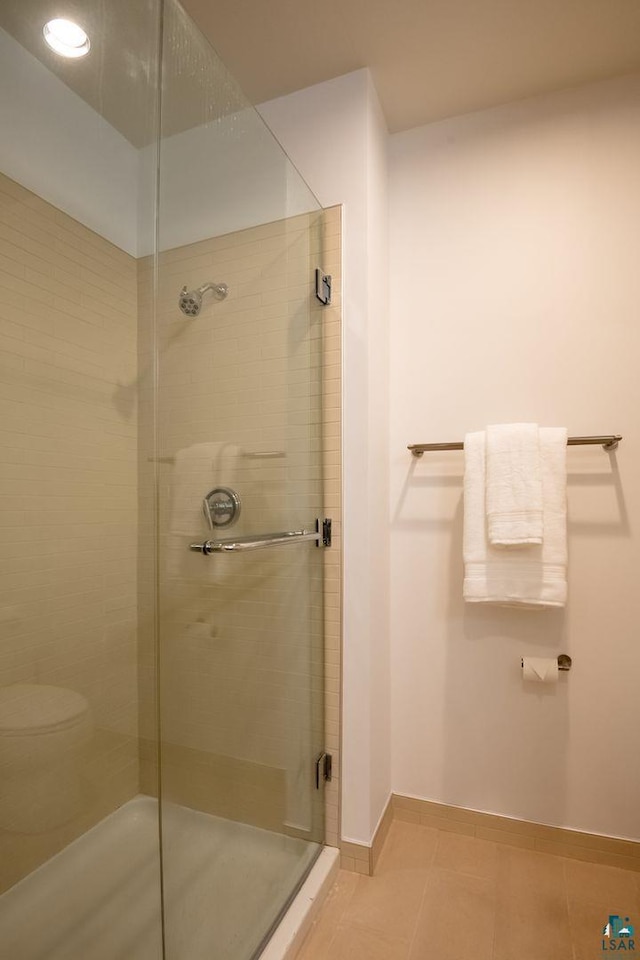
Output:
(202, 487), (241, 528)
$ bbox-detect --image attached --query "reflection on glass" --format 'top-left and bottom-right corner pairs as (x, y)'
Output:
(0, 2), (163, 957)
(155, 2), (325, 958)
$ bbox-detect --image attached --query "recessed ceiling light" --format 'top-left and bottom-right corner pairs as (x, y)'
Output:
(43, 18), (90, 58)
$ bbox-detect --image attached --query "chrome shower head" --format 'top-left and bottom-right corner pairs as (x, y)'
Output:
(178, 281), (228, 317)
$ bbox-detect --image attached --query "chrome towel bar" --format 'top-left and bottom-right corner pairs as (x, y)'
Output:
(408, 434), (622, 457)
(190, 519), (332, 554)
(150, 450), (285, 464)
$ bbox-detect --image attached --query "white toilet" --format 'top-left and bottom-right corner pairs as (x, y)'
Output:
(0, 684), (93, 834)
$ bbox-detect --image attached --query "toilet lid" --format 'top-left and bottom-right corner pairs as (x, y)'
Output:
(0, 684), (89, 735)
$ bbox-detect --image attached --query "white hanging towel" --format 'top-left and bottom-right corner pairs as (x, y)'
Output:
(463, 428), (568, 607)
(486, 423), (542, 546)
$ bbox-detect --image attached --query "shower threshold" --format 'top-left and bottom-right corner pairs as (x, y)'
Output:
(0, 795), (334, 960)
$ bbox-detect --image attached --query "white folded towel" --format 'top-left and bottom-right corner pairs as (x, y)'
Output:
(486, 423), (542, 546)
(165, 441), (240, 583)
(463, 428), (568, 607)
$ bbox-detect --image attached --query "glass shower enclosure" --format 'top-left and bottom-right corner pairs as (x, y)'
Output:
(0, 1), (329, 957)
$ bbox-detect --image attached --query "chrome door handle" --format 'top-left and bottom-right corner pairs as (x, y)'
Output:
(189, 519), (331, 554)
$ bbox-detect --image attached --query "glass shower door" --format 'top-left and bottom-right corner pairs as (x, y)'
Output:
(154, 3), (326, 957)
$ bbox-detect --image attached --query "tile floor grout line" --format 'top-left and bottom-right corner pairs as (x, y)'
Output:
(336, 874), (358, 923)
(562, 858), (580, 960)
(404, 869), (434, 960)
(490, 843), (503, 960)
(403, 823), (440, 960)
(488, 899), (498, 960)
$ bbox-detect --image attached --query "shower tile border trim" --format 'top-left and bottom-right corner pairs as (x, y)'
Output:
(340, 794), (640, 875)
(339, 795), (393, 876)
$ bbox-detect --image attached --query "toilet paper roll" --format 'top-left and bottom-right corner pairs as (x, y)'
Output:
(522, 657), (558, 684)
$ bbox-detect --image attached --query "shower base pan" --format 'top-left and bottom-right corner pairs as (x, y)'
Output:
(0, 795), (337, 960)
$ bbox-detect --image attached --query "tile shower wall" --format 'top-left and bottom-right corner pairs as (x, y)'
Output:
(0, 172), (139, 893)
(138, 206), (341, 845)
(321, 207), (342, 849)
(322, 206), (343, 847)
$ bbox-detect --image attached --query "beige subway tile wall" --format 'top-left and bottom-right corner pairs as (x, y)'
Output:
(0, 172), (139, 894)
(0, 166), (340, 900)
(318, 205), (341, 848)
(138, 206), (341, 845)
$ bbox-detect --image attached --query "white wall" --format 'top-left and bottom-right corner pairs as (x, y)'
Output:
(261, 69), (391, 845)
(0, 28), (140, 256)
(389, 73), (640, 840)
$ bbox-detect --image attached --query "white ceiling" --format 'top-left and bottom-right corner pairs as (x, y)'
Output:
(2, 0), (640, 144)
(184, 0), (640, 132)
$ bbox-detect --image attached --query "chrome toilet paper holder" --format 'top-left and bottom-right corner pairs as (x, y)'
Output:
(520, 654), (572, 672)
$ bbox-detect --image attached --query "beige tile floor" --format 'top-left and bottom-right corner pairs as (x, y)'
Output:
(297, 821), (640, 960)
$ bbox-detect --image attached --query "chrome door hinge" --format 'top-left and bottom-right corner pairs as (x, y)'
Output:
(317, 517), (332, 548)
(315, 752), (332, 789)
(315, 268), (332, 305)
